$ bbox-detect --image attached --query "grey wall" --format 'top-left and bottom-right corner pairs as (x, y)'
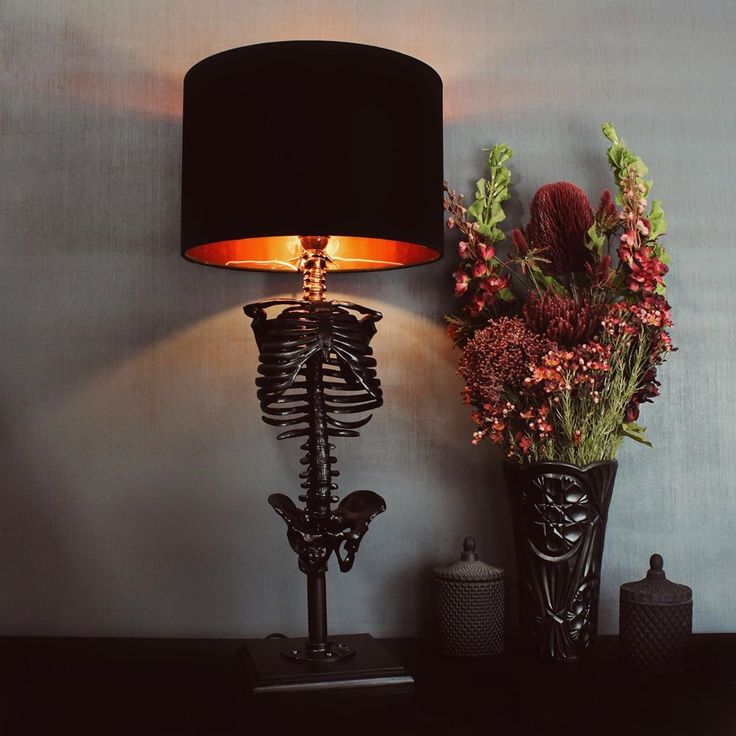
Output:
(1, 0), (734, 638)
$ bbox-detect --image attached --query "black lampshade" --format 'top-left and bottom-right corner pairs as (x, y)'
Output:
(181, 41), (443, 273)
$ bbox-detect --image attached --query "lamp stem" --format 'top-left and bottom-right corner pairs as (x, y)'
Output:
(299, 235), (331, 302)
(306, 571), (328, 657)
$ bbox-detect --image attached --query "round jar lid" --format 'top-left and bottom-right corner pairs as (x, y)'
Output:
(620, 554), (692, 604)
(434, 537), (504, 582)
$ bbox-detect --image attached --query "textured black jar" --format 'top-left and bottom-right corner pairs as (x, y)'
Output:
(503, 460), (617, 663)
(620, 554), (692, 673)
(432, 537), (505, 657)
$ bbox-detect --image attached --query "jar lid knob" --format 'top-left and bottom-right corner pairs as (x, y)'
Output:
(647, 553), (665, 579)
(461, 536), (478, 561)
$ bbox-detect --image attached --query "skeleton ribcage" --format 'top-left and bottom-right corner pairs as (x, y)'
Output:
(245, 299), (383, 497)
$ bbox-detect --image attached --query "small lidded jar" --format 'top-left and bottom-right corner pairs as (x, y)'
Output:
(432, 537), (505, 657)
(619, 554), (692, 673)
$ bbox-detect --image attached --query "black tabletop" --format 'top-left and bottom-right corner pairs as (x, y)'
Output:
(1, 635), (734, 735)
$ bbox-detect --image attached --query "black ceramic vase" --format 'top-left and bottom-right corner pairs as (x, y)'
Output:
(503, 460), (617, 663)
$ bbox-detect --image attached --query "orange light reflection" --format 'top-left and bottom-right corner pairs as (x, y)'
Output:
(184, 235), (439, 272)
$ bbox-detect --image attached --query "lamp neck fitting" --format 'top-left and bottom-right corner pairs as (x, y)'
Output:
(299, 236), (332, 302)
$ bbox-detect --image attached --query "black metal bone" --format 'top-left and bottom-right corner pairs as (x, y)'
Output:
(331, 490), (386, 572)
(244, 299), (386, 575)
(268, 490), (386, 574)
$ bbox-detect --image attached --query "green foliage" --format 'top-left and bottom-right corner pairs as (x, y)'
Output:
(621, 421), (653, 447)
(603, 123), (672, 295)
(603, 123), (663, 225)
(586, 223), (605, 257)
(601, 122), (618, 144)
(536, 272), (568, 296)
(602, 123), (650, 188)
(554, 329), (653, 465)
(648, 200), (667, 239)
(654, 242), (670, 265)
(467, 144), (513, 242)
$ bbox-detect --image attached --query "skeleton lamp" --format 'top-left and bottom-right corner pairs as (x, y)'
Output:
(181, 41), (443, 691)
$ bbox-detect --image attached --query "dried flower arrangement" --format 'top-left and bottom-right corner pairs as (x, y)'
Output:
(446, 125), (673, 465)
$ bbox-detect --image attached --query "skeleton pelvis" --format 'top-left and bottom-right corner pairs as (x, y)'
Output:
(268, 491), (386, 574)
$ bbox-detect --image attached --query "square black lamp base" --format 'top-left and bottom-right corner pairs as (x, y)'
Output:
(244, 634), (414, 695)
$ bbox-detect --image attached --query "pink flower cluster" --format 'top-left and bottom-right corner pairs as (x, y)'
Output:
(524, 343), (612, 398)
(617, 170), (668, 296)
(619, 240), (668, 294)
(445, 186), (511, 317)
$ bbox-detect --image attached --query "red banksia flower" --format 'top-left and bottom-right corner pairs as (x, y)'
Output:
(526, 182), (594, 275)
(523, 293), (603, 347)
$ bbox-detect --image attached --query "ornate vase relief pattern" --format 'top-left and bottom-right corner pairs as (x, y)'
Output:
(504, 461), (617, 662)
